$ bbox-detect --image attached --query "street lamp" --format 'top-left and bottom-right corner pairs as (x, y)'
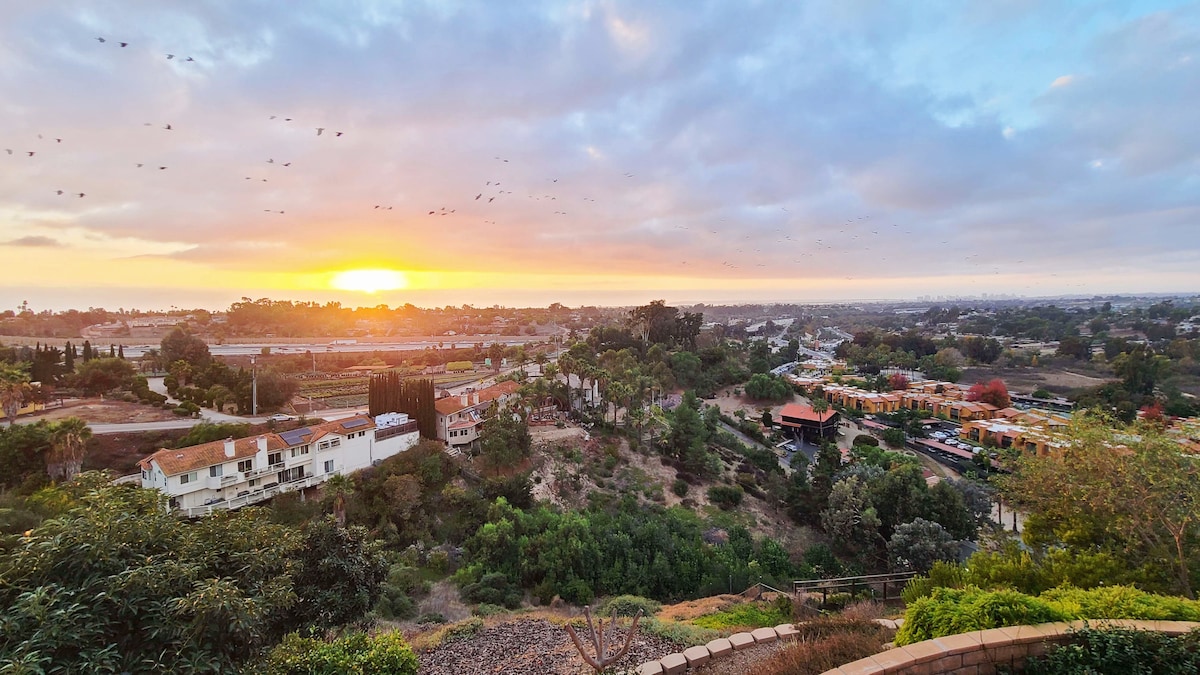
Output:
(250, 355), (258, 416)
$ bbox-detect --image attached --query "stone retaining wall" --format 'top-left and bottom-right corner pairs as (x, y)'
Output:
(822, 619), (1200, 674)
(635, 623), (800, 675)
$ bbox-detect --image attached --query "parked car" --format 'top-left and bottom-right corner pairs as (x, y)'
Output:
(268, 413), (295, 422)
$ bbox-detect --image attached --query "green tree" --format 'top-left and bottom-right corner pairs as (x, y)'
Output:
(888, 518), (959, 573)
(0, 477), (301, 672)
(0, 363), (32, 424)
(71, 357), (136, 395)
(45, 417), (92, 482)
(160, 326), (212, 369)
(1003, 416), (1200, 598)
(477, 406), (532, 476)
(821, 476), (882, 557)
(666, 392), (712, 475)
(276, 517), (388, 632)
(1111, 345), (1170, 396)
(744, 373), (790, 400)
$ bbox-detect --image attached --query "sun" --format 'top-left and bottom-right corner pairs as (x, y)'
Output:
(330, 269), (409, 293)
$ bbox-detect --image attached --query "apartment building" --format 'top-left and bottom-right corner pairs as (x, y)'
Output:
(139, 413), (419, 517)
(435, 380), (521, 450)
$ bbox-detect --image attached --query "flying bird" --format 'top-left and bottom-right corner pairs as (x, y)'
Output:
(185, 57), (194, 62)
(96, 37), (106, 43)
(4, 149), (10, 155)
(56, 190), (63, 195)
(166, 54), (174, 60)
(316, 128), (324, 136)
(335, 131), (343, 137)
(267, 158), (274, 164)
(282, 162), (291, 167)
(119, 42), (128, 47)
(77, 193), (85, 198)
(158, 166), (167, 170)
(26, 152), (34, 156)
(136, 163), (144, 167)
(475, 194), (482, 200)
(163, 124), (172, 130)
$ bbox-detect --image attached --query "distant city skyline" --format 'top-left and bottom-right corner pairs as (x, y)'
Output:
(2, 2), (1198, 307)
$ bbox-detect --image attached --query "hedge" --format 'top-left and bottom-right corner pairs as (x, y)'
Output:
(897, 585), (1200, 645)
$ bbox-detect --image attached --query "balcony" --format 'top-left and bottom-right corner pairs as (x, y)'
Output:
(181, 470), (340, 518)
(244, 462), (286, 480)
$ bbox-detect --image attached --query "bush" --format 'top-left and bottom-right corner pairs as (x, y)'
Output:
(440, 617), (484, 643)
(460, 572), (522, 609)
(851, 434), (880, 447)
(260, 631), (418, 675)
(897, 587), (1065, 645)
(640, 618), (720, 647)
(692, 601), (791, 630)
(1023, 626), (1200, 674)
(562, 578), (595, 605)
(897, 585), (1200, 646)
(757, 617), (891, 675)
(599, 595), (662, 618)
(672, 479), (689, 497)
(707, 485), (744, 510)
(472, 603), (507, 617)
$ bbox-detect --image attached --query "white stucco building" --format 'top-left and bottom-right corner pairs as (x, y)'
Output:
(139, 413), (420, 517)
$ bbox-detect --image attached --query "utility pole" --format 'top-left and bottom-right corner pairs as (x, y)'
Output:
(250, 355), (258, 416)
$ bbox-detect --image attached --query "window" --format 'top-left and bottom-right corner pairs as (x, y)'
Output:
(180, 471), (197, 485)
(141, 469), (148, 479)
(268, 452), (283, 466)
(290, 445), (309, 458)
(237, 459), (253, 473)
(280, 466), (306, 482)
(318, 441), (330, 450)
(209, 465), (223, 478)
(249, 478), (258, 487)
(330, 438), (340, 447)
(324, 460), (335, 473)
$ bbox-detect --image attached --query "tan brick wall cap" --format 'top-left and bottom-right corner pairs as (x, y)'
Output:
(819, 619), (1200, 675)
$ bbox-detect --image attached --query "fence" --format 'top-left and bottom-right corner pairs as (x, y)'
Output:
(793, 571), (918, 604)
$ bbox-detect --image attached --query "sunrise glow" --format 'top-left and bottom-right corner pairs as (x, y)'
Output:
(330, 269), (409, 294)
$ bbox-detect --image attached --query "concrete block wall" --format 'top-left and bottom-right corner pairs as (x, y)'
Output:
(822, 619), (1200, 674)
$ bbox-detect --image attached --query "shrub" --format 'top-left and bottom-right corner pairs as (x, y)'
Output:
(852, 434), (879, 447)
(897, 585), (1200, 646)
(692, 601), (791, 630)
(260, 631), (418, 675)
(441, 617), (484, 643)
(897, 587), (1066, 645)
(672, 479), (689, 497)
(1022, 626), (1200, 675)
(599, 595), (662, 618)
(707, 485), (744, 510)
(758, 617), (891, 675)
(1040, 585), (1200, 622)
(460, 572), (522, 609)
(640, 618), (720, 646)
(561, 578), (595, 605)
(472, 603), (508, 617)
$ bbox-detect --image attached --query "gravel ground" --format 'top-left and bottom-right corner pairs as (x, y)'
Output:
(692, 640), (788, 675)
(418, 619), (679, 675)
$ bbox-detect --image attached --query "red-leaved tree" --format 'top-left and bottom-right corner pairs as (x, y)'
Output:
(967, 379), (1011, 409)
(888, 373), (910, 391)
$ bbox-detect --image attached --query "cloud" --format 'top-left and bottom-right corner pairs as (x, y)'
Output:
(4, 236), (63, 247)
(0, 1), (1196, 305)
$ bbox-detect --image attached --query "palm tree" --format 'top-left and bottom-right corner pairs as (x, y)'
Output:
(0, 364), (31, 424)
(47, 417), (92, 481)
(323, 473), (355, 527)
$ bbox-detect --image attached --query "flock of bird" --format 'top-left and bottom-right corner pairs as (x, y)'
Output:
(1, 33), (1060, 290)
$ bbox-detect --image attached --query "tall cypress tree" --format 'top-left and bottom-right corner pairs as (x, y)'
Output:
(64, 342), (75, 372)
(369, 374), (436, 439)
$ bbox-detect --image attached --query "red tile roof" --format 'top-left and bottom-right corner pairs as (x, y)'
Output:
(779, 403), (838, 423)
(140, 434), (287, 476)
(435, 380), (521, 416)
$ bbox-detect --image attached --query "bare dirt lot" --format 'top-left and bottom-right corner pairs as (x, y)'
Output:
(84, 429), (191, 475)
(959, 365), (1115, 394)
(27, 399), (179, 424)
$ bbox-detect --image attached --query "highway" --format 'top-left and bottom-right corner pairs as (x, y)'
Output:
(117, 336), (547, 359)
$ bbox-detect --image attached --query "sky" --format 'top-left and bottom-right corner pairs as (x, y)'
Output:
(1, 0), (1198, 312)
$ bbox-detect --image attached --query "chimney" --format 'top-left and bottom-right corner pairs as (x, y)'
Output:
(256, 436), (268, 452)
(472, 392), (480, 405)
(461, 394), (469, 407)
(224, 438), (235, 458)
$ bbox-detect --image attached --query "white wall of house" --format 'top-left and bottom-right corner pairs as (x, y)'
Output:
(142, 423), (420, 515)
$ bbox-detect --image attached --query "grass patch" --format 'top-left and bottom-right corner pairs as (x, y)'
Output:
(691, 601), (791, 630)
(640, 618), (721, 647)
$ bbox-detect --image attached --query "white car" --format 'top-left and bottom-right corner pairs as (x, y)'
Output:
(268, 413), (295, 422)
(931, 431), (947, 439)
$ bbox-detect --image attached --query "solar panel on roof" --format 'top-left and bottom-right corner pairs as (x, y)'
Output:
(343, 418), (369, 429)
(280, 428), (311, 446)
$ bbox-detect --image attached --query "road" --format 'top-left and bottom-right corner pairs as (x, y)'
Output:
(117, 336), (549, 359)
(85, 407), (370, 435)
